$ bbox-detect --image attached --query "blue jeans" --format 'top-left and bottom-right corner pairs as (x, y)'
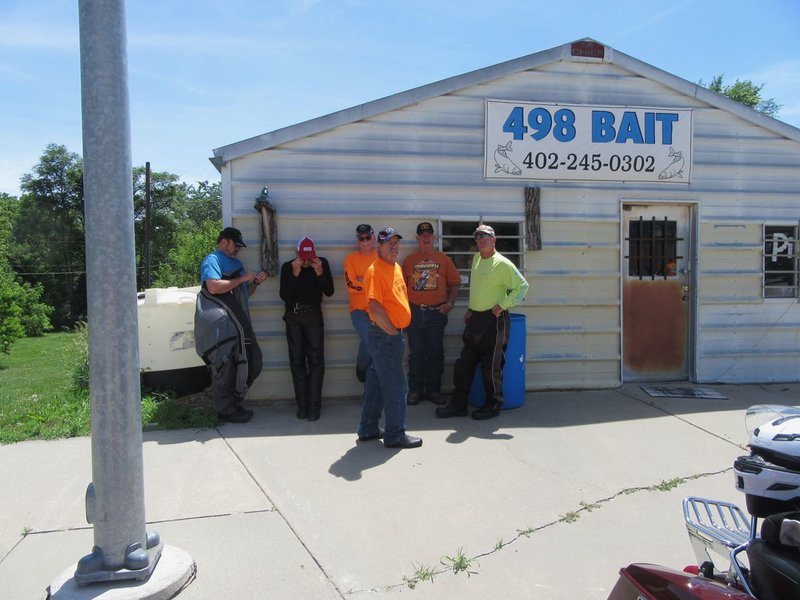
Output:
(358, 323), (408, 443)
(407, 305), (447, 395)
(350, 309), (371, 373)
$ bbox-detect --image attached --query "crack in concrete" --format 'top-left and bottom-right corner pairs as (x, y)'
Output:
(343, 466), (733, 595)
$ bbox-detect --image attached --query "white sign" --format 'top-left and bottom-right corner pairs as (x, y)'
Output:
(484, 100), (693, 183)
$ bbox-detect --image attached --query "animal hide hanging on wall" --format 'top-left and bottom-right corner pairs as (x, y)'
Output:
(254, 187), (278, 276)
(524, 186), (542, 251)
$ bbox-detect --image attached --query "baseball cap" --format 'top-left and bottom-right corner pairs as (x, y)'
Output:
(355, 224), (374, 237)
(473, 224), (495, 237)
(217, 227), (247, 247)
(296, 236), (317, 260)
(416, 222), (434, 235)
(377, 227), (403, 244)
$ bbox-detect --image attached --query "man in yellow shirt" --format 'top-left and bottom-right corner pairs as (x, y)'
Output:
(436, 224), (529, 420)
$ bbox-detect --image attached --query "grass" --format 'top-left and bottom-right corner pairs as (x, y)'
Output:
(0, 333), (91, 444)
(0, 332), (217, 445)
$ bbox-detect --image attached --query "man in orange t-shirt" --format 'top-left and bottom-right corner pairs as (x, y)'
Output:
(402, 222), (460, 406)
(357, 227), (422, 449)
(343, 224), (377, 383)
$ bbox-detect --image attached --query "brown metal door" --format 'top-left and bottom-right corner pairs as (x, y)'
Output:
(622, 204), (692, 381)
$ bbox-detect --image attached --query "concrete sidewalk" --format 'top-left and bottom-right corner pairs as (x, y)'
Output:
(2, 383), (799, 599)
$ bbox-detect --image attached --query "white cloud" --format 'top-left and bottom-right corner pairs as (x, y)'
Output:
(128, 32), (264, 54)
(0, 23), (77, 50)
(609, 0), (700, 42)
(742, 59), (800, 127)
(0, 157), (34, 197)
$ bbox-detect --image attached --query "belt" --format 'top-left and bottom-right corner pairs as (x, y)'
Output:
(291, 302), (320, 314)
(369, 322), (404, 335)
(414, 303), (444, 311)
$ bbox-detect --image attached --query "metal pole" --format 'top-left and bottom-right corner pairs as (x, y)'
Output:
(145, 161), (151, 289)
(75, 0), (160, 583)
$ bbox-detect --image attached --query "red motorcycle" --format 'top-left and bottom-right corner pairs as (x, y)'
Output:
(609, 405), (800, 600)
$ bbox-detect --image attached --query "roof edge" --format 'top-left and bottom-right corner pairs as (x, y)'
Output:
(211, 40), (572, 168)
(210, 38), (800, 170)
(608, 46), (800, 144)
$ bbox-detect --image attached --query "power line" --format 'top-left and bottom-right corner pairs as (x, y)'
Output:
(14, 270), (86, 276)
(13, 262), (175, 276)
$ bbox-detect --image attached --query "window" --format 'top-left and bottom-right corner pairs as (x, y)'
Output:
(625, 216), (682, 279)
(763, 224), (799, 299)
(439, 221), (524, 295)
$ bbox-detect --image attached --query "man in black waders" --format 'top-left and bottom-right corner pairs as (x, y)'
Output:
(195, 227), (267, 423)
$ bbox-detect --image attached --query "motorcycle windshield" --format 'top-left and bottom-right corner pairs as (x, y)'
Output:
(745, 404), (800, 438)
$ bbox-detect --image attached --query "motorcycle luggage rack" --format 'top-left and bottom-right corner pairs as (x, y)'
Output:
(683, 497), (756, 596)
(683, 497), (753, 567)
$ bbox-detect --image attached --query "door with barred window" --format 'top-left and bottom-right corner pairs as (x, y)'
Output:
(622, 204), (693, 381)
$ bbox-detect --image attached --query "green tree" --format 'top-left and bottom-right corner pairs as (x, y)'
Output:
(151, 181), (221, 287)
(179, 181), (222, 225)
(131, 167), (185, 290)
(131, 173), (222, 290)
(0, 193), (52, 353)
(703, 74), (781, 117)
(0, 193), (25, 352)
(12, 145), (85, 329)
(12, 145), (221, 324)
(152, 219), (221, 287)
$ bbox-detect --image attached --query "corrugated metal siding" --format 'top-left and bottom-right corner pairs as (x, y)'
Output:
(219, 58), (800, 398)
(697, 221), (800, 383)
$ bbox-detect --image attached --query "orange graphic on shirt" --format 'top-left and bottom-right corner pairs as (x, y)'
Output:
(412, 261), (441, 292)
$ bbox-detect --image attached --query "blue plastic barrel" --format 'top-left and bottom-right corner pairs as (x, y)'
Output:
(469, 313), (526, 409)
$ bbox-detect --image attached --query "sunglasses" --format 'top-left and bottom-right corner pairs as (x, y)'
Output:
(358, 235), (373, 241)
(474, 233), (493, 240)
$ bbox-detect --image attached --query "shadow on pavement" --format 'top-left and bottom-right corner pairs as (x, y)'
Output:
(145, 383), (800, 445)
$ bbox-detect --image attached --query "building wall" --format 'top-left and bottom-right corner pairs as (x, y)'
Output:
(219, 59), (800, 399)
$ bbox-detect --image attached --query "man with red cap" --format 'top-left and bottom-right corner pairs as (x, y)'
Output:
(279, 236), (334, 421)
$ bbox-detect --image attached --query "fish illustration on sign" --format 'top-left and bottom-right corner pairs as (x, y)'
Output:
(493, 140), (522, 175)
(658, 147), (685, 180)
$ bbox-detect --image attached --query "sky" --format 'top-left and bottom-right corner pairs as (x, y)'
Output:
(2, 0), (799, 198)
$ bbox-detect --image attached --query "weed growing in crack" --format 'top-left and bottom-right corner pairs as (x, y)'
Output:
(442, 548), (477, 577)
(653, 477), (684, 492)
(405, 562), (438, 588)
(561, 511), (580, 524)
(400, 468), (732, 590)
(517, 526), (535, 538)
(580, 500), (601, 512)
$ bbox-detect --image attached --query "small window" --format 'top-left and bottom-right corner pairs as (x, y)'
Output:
(625, 216), (681, 279)
(439, 221), (524, 295)
(764, 224), (799, 299)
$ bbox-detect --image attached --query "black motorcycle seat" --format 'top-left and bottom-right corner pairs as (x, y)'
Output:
(747, 538), (800, 600)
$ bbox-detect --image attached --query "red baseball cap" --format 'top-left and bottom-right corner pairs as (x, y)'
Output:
(296, 237), (317, 260)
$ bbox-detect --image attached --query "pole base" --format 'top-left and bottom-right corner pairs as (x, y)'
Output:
(47, 545), (195, 600)
(74, 531), (162, 585)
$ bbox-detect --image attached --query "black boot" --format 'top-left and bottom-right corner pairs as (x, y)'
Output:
(296, 403), (308, 420)
(472, 401), (501, 420)
(435, 394), (467, 418)
(307, 404), (321, 422)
